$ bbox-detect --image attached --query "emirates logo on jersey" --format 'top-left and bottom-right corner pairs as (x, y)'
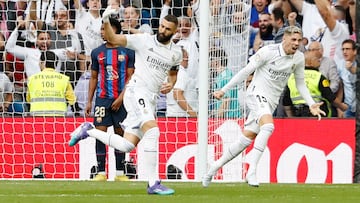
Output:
(118, 55), (125, 62)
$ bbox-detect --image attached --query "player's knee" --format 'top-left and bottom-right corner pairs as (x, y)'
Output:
(260, 123), (274, 134)
(143, 127), (160, 152)
(123, 139), (135, 152)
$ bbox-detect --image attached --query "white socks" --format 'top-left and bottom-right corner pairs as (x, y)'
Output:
(248, 123), (274, 172)
(87, 127), (161, 186)
(208, 133), (252, 175)
(87, 128), (135, 152)
(142, 127), (160, 186)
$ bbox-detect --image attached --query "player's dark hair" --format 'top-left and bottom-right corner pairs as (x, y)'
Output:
(40, 51), (58, 69)
(164, 14), (179, 27)
(109, 17), (122, 34)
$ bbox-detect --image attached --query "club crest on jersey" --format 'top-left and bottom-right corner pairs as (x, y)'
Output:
(118, 55), (125, 62)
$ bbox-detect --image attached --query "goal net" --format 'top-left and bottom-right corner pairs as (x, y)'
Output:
(206, 0), (251, 182)
(0, 0), (251, 181)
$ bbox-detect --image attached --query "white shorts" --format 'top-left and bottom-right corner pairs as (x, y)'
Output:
(122, 83), (157, 139)
(244, 93), (277, 134)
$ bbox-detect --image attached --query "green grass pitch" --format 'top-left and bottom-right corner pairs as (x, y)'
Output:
(1, 181), (360, 203)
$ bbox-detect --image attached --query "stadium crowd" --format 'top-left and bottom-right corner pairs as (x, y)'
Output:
(0, 0), (357, 118)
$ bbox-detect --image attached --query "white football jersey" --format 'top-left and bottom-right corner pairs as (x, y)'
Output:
(126, 33), (183, 93)
(246, 43), (305, 105)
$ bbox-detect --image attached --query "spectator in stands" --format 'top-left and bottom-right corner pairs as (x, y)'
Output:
(86, 18), (135, 181)
(250, 0), (270, 28)
(271, 0), (294, 19)
(252, 13), (274, 53)
(5, 23), (52, 78)
(166, 49), (198, 117)
(0, 24), (26, 114)
(121, 5), (153, 34)
(307, 41), (341, 117)
(4, 53), (27, 114)
(209, 48), (240, 118)
(283, 51), (348, 117)
(288, 0), (326, 45)
(249, 0), (271, 48)
(55, 0), (76, 26)
(73, 0), (103, 59)
(29, 2), (86, 87)
(172, 16), (192, 45)
(26, 51), (76, 116)
(313, 0), (349, 68)
(0, 71), (14, 114)
(337, 39), (357, 118)
(270, 7), (300, 44)
(307, 41), (340, 95)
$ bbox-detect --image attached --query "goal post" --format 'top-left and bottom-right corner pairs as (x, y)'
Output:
(196, 0), (252, 182)
(196, 0), (210, 181)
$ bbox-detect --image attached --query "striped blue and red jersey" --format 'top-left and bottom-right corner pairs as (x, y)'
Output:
(91, 44), (135, 99)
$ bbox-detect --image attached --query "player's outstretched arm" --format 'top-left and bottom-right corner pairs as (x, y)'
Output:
(103, 6), (127, 47)
(309, 102), (326, 120)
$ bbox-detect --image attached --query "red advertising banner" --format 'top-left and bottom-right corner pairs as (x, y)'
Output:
(0, 117), (355, 183)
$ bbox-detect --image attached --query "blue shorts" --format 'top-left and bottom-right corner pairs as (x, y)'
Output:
(93, 97), (127, 128)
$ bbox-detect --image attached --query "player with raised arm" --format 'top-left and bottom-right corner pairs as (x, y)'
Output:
(68, 7), (182, 195)
(202, 26), (325, 188)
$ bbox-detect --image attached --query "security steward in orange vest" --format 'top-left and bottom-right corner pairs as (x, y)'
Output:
(283, 51), (347, 117)
(27, 51), (76, 116)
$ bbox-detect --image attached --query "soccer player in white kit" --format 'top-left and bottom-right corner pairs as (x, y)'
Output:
(202, 26), (325, 187)
(69, 7), (182, 195)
